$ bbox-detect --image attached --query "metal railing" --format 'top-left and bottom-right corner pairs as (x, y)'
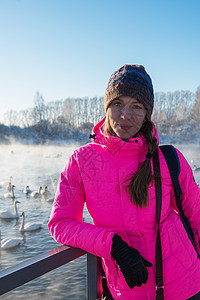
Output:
(0, 245), (103, 299)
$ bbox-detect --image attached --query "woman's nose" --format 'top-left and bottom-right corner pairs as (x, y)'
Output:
(120, 106), (131, 119)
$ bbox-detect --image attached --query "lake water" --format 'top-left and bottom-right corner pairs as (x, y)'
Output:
(0, 142), (200, 299)
(0, 143), (90, 300)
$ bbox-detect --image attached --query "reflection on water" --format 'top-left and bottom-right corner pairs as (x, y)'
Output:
(0, 143), (200, 299)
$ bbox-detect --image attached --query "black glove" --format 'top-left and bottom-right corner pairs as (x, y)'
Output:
(111, 234), (152, 289)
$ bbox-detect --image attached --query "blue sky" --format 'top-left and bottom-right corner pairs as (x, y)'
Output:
(0, 0), (200, 121)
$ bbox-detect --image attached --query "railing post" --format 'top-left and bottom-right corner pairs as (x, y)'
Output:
(87, 254), (102, 300)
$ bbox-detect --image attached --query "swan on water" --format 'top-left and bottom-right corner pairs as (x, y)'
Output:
(19, 212), (42, 232)
(0, 200), (20, 219)
(46, 197), (54, 203)
(31, 186), (43, 198)
(0, 182), (4, 188)
(0, 231), (22, 250)
(24, 185), (32, 195)
(6, 176), (13, 191)
(0, 181), (8, 188)
(6, 182), (12, 192)
(193, 165), (200, 172)
(4, 184), (15, 199)
(41, 186), (51, 197)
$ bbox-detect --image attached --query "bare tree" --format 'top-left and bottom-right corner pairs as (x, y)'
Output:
(18, 109), (34, 128)
(192, 86), (200, 121)
(3, 110), (18, 126)
(62, 98), (76, 127)
(32, 91), (46, 124)
(174, 102), (190, 122)
(46, 100), (63, 123)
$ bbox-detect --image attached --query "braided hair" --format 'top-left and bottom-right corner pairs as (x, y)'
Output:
(128, 118), (157, 207)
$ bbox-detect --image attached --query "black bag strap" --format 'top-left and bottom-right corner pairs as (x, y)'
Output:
(159, 145), (182, 200)
(153, 148), (164, 300)
(160, 145), (200, 258)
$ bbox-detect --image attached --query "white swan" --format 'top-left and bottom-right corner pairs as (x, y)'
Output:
(6, 176), (13, 191)
(0, 231), (22, 250)
(51, 177), (58, 189)
(6, 182), (12, 192)
(4, 184), (15, 199)
(46, 197), (54, 203)
(0, 181), (4, 187)
(19, 212), (42, 232)
(0, 200), (20, 219)
(24, 185), (32, 195)
(41, 186), (51, 197)
(193, 165), (200, 172)
(31, 186), (43, 198)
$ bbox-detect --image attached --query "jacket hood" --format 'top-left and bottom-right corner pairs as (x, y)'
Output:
(89, 117), (159, 151)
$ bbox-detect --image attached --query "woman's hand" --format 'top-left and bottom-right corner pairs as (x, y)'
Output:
(111, 234), (152, 289)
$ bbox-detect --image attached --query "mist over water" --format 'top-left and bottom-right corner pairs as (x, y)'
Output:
(0, 143), (89, 300)
(0, 142), (199, 299)
(174, 143), (200, 184)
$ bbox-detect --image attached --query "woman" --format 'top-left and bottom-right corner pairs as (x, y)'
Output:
(48, 65), (200, 299)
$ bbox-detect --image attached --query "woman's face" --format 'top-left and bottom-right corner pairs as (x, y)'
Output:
(107, 96), (146, 139)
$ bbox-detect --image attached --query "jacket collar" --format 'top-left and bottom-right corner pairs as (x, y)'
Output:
(90, 117), (159, 153)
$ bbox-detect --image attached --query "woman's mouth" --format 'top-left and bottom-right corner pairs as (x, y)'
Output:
(119, 125), (132, 131)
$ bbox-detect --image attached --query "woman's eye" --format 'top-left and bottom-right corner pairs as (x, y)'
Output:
(132, 105), (142, 109)
(113, 102), (121, 106)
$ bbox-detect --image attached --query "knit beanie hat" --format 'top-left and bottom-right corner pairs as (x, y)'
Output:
(104, 64), (154, 118)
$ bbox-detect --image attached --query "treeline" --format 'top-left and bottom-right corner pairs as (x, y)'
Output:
(152, 88), (200, 143)
(3, 92), (105, 129)
(152, 89), (199, 123)
(1, 87), (200, 144)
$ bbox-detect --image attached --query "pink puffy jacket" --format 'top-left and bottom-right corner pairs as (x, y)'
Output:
(48, 118), (200, 300)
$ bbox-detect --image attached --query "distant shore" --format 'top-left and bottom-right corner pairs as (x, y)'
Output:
(0, 122), (200, 145)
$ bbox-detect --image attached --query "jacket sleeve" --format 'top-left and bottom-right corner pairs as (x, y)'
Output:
(177, 148), (200, 252)
(48, 152), (115, 259)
